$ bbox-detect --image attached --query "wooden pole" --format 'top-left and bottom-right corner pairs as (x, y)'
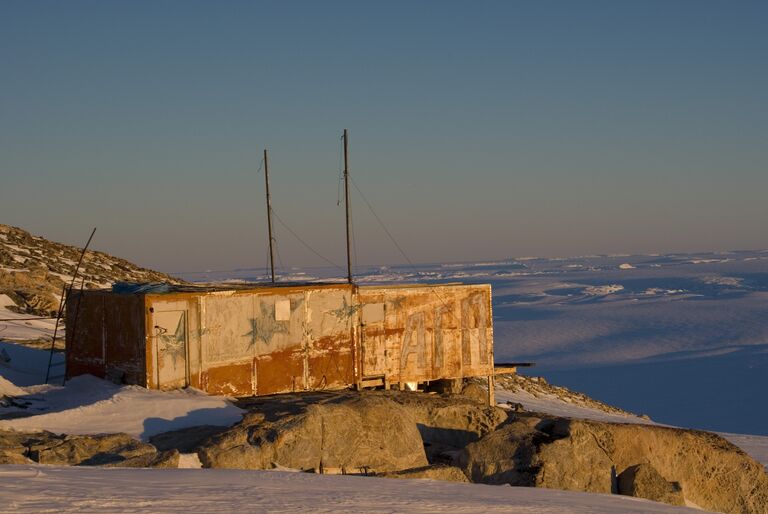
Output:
(343, 129), (353, 284)
(264, 149), (276, 283)
(46, 226), (96, 384)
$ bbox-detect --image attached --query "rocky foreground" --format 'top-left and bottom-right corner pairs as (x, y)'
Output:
(1, 385), (766, 514)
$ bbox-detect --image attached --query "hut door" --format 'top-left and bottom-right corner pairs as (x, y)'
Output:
(152, 309), (189, 389)
(361, 302), (387, 378)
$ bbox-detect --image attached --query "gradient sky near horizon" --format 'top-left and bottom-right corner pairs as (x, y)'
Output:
(2, 1), (767, 274)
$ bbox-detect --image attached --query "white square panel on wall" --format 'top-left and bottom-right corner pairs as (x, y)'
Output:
(275, 299), (291, 321)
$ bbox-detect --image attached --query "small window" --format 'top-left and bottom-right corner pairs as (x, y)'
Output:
(275, 299), (291, 321)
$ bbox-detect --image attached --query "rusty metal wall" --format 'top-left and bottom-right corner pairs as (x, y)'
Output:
(67, 283), (494, 397)
(66, 291), (146, 383)
(357, 284), (494, 386)
(145, 284), (356, 396)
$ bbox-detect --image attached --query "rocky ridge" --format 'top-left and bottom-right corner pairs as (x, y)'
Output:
(215, 390), (767, 513)
(460, 413), (767, 513)
(0, 224), (185, 317)
(0, 430), (179, 468)
(493, 373), (645, 418)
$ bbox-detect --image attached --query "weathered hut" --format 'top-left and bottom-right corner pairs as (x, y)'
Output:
(65, 282), (494, 399)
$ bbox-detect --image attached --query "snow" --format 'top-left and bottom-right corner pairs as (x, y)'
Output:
(0, 300), (57, 342)
(643, 288), (685, 295)
(720, 433), (768, 468)
(0, 465), (705, 514)
(0, 340), (243, 440)
(0, 375), (244, 441)
(47, 271), (74, 283)
(0, 375), (26, 397)
(0, 341), (63, 386)
(495, 388), (653, 426)
(0, 295), (15, 310)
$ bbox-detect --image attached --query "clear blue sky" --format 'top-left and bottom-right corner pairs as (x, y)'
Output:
(2, 1), (767, 273)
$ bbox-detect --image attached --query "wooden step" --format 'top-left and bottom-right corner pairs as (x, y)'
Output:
(360, 376), (385, 388)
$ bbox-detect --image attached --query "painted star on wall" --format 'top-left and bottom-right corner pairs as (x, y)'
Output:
(157, 314), (187, 369)
(330, 296), (360, 322)
(245, 302), (290, 348)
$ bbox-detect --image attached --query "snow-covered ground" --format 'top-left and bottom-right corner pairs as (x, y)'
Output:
(0, 294), (56, 342)
(0, 465), (705, 514)
(720, 433), (768, 468)
(0, 340), (62, 388)
(3, 337), (764, 469)
(1, 351), (708, 514)
(1, 332), (243, 441)
(495, 387), (654, 426)
(1, 306), (764, 512)
(0, 375), (243, 441)
(0, 370), (760, 513)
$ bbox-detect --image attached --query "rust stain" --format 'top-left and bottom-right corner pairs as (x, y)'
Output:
(256, 347), (304, 395)
(360, 327), (403, 338)
(203, 362), (253, 396)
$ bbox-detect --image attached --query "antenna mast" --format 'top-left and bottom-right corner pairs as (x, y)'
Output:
(264, 149), (276, 283)
(343, 129), (353, 284)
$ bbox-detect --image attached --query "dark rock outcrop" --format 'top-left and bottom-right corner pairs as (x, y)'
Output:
(4, 389), (766, 514)
(377, 464), (469, 482)
(459, 415), (768, 514)
(385, 390), (509, 462)
(618, 463), (685, 506)
(201, 390), (510, 473)
(29, 433), (156, 465)
(199, 394), (429, 473)
(0, 429), (35, 465)
(0, 429), (177, 468)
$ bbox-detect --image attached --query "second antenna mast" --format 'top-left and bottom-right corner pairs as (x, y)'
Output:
(343, 129), (352, 284)
(264, 149), (276, 283)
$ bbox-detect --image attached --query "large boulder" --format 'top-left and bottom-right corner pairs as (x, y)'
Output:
(95, 449), (180, 468)
(459, 382), (488, 403)
(459, 415), (768, 514)
(28, 433), (156, 466)
(0, 449), (31, 464)
(377, 464), (470, 482)
(458, 416), (565, 487)
(386, 391), (508, 461)
(1, 429), (177, 468)
(199, 390), (507, 474)
(199, 395), (428, 473)
(533, 418), (617, 493)
(618, 463), (685, 506)
(0, 430), (35, 464)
